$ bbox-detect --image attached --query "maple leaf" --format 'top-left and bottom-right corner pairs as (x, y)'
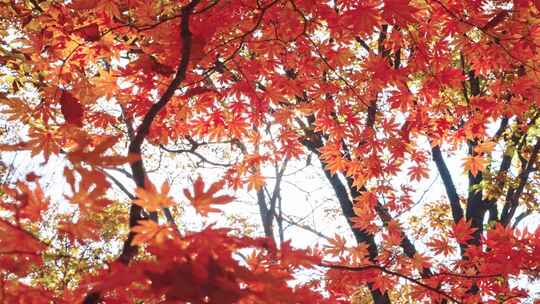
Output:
(347, 4), (380, 34)
(247, 173), (265, 191)
(133, 181), (175, 212)
(382, 0), (418, 24)
(372, 273), (394, 293)
(70, 0), (98, 10)
(67, 135), (135, 167)
(0, 128), (61, 162)
(227, 115), (248, 139)
(9, 182), (48, 221)
(323, 234), (347, 257)
(98, 0), (122, 20)
(482, 10), (510, 31)
(410, 253), (432, 270)
(126, 54), (174, 76)
(59, 216), (101, 242)
(385, 220), (403, 246)
(0, 95), (31, 121)
(183, 177), (234, 216)
(474, 141), (496, 154)
(0, 220), (45, 254)
(350, 243), (370, 264)
(408, 165), (429, 182)
(131, 220), (173, 246)
(184, 86), (215, 99)
(427, 237), (455, 256)
(0, 220), (45, 276)
(60, 91), (84, 127)
(463, 156), (488, 177)
(74, 23), (100, 42)
(190, 34), (208, 64)
(451, 219), (477, 244)
(355, 191), (378, 208)
(352, 206), (377, 232)
(90, 262), (145, 298)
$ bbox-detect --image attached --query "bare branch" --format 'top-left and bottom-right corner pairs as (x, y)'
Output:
(101, 170), (134, 200)
(160, 144), (232, 167)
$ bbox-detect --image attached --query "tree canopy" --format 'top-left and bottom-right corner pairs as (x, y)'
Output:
(1, 0), (540, 303)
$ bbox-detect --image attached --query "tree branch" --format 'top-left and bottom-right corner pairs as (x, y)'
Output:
(83, 1), (200, 303)
(300, 134), (390, 303)
(121, 0), (200, 264)
(320, 263), (461, 304)
(512, 210), (531, 229)
(160, 144), (232, 167)
(279, 214), (331, 241)
(466, 140), (484, 246)
(29, 0), (43, 12)
(501, 138), (540, 225)
(101, 170), (134, 200)
(432, 146), (464, 223)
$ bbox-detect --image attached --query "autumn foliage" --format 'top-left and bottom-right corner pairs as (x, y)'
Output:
(1, 0), (540, 303)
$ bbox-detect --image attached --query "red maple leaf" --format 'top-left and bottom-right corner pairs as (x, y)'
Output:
(183, 177), (234, 215)
(60, 91), (84, 127)
(75, 23), (100, 42)
(451, 219), (477, 244)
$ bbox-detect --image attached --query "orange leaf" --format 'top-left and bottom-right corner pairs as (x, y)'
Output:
(474, 141), (496, 154)
(12, 182), (48, 221)
(385, 220), (403, 246)
(131, 220), (172, 246)
(183, 177), (234, 215)
(411, 253), (432, 270)
(463, 156), (488, 177)
(246, 173), (265, 191)
(350, 243), (370, 263)
(133, 181), (175, 212)
(323, 234), (347, 257)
